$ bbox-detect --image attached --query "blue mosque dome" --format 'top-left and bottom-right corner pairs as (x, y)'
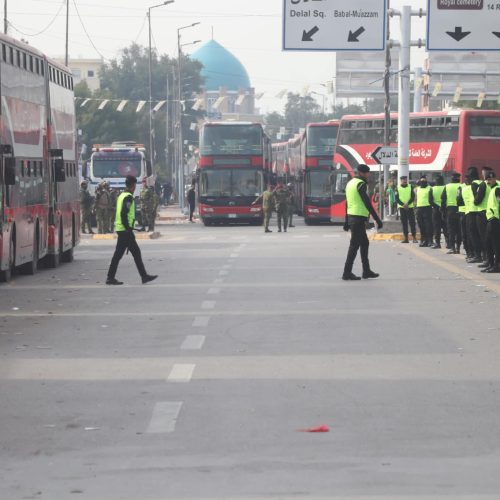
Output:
(192, 40), (251, 91)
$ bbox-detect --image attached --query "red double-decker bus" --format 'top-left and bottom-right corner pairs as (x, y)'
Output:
(274, 122), (339, 224)
(197, 122), (272, 225)
(0, 34), (79, 281)
(332, 110), (500, 222)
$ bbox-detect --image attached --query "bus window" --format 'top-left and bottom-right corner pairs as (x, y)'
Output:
(469, 116), (500, 138)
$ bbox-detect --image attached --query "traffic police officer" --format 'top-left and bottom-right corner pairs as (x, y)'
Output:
(415, 176), (434, 247)
(441, 173), (461, 254)
(474, 166), (494, 264)
(482, 171), (500, 273)
(395, 175), (417, 244)
(431, 175), (445, 249)
(342, 164), (383, 281)
(461, 172), (482, 263)
(106, 175), (158, 285)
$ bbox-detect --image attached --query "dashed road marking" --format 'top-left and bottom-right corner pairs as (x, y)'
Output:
(219, 270), (229, 276)
(146, 402), (183, 433)
(213, 278), (224, 284)
(192, 316), (210, 327)
(230, 253), (239, 258)
(167, 364), (196, 383)
(201, 300), (216, 310)
(207, 288), (221, 295)
(223, 264), (232, 269)
(181, 335), (206, 350)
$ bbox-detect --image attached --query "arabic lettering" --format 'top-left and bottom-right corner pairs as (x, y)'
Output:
(410, 148), (433, 159)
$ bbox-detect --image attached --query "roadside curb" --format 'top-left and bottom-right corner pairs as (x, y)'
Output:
(369, 232), (422, 241)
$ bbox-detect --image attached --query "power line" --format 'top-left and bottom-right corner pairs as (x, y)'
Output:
(71, 0), (106, 60)
(7, 0), (65, 37)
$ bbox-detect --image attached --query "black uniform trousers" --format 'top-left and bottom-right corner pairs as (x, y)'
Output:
(189, 202), (195, 221)
(486, 218), (500, 268)
(343, 216), (370, 275)
(417, 206), (433, 243)
(399, 207), (416, 238)
(476, 210), (488, 258)
(107, 231), (147, 280)
(466, 212), (482, 258)
(459, 212), (469, 255)
(446, 207), (461, 251)
(432, 207), (444, 244)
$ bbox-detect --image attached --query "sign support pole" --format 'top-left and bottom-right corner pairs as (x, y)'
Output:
(382, 0), (391, 220)
(398, 5), (411, 181)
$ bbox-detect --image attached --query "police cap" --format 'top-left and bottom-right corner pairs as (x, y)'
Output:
(357, 164), (370, 174)
(125, 175), (138, 187)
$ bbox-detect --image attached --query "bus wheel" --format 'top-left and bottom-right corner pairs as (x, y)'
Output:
(21, 228), (39, 275)
(0, 235), (15, 283)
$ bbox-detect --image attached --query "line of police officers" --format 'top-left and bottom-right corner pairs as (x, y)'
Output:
(396, 166), (500, 273)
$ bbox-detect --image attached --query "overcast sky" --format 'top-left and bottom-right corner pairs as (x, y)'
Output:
(5, 0), (427, 113)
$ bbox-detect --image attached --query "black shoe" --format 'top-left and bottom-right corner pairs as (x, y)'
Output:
(432, 244), (441, 249)
(106, 278), (123, 285)
(289, 224), (295, 227)
(478, 262), (491, 269)
(401, 239), (409, 244)
(278, 229), (282, 232)
(481, 267), (493, 273)
(446, 249), (455, 254)
(284, 229), (287, 232)
(468, 257), (482, 263)
(265, 229), (272, 233)
(362, 270), (380, 279)
(485, 267), (500, 273)
(142, 274), (158, 284)
(419, 242), (429, 247)
(342, 273), (361, 281)
(412, 238), (418, 243)
(89, 231), (95, 235)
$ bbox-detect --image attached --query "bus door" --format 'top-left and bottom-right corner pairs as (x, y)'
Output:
(330, 165), (351, 221)
(1, 145), (15, 268)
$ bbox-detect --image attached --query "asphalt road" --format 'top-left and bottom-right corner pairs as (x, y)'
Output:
(2, 216), (500, 500)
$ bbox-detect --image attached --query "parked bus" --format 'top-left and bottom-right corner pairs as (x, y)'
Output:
(332, 110), (500, 222)
(0, 34), (79, 281)
(197, 122), (272, 225)
(272, 121), (339, 224)
(86, 142), (153, 198)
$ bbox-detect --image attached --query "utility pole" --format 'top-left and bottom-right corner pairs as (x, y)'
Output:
(382, 0), (391, 219)
(4, 0), (7, 34)
(148, 9), (154, 171)
(65, 0), (69, 66)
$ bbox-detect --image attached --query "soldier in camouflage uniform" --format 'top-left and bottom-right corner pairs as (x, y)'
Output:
(95, 182), (111, 234)
(108, 186), (119, 233)
(80, 181), (94, 234)
(287, 182), (296, 228)
(148, 186), (159, 232)
(139, 180), (152, 231)
(274, 183), (290, 232)
(253, 184), (275, 233)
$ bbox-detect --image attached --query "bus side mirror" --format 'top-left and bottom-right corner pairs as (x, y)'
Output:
(4, 157), (16, 185)
(54, 159), (66, 182)
(146, 160), (152, 177)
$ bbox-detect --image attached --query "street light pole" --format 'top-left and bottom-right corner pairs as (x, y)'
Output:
(65, 0), (69, 66)
(176, 22), (200, 212)
(147, 1), (174, 174)
(4, 0), (8, 34)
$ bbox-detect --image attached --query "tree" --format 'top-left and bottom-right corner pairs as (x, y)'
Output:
(76, 43), (205, 181)
(284, 92), (324, 133)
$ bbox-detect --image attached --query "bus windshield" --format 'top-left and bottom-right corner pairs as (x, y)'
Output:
(199, 168), (263, 197)
(469, 116), (500, 138)
(305, 170), (331, 198)
(307, 126), (338, 156)
(92, 158), (142, 178)
(201, 125), (263, 156)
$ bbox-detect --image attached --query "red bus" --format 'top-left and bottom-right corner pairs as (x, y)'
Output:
(0, 34), (79, 281)
(332, 110), (500, 222)
(197, 122), (272, 225)
(272, 122), (339, 224)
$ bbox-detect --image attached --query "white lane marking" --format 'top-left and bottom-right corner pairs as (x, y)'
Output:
(323, 234), (340, 238)
(207, 288), (221, 295)
(213, 278), (224, 284)
(181, 335), (206, 350)
(147, 402), (183, 433)
(201, 300), (216, 310)
(192, 316), (210, 327)
(223, 264), (232, 269)
(167, 364), (196, 383)
(219, 270), (229, 276)
(230, 253), (239, 258)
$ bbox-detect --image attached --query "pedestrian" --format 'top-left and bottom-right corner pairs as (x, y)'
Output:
(252, 184), (275, 233)
(79, 181), (94, 234)
(148, 186), (159, 232)
(108, 187), (119, 233)
(342, 164), (383, 281)
(441, 172), (462, 254)
(431, 175), (445, 249)
(139, 179), (152, 231)
(474, 166), (493, 264)
(395, 175), (417, 244)
(462, 168), (483, 263)
(95, 182), (111, 234)
(106, 175), (158, 286)
(415, 175), (434, 247)
(274, 183), (290, 233)
(187, 184), (196, 222)
(483, 171), (500, 273)
(287, 183), (296, 228)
